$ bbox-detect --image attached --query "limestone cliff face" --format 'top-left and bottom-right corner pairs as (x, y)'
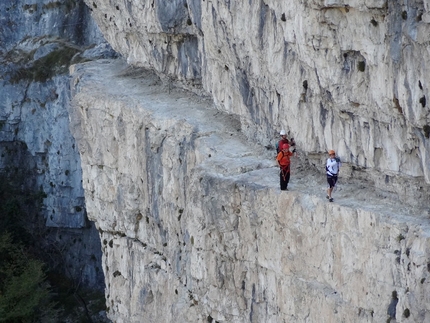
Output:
(0, 0), (115, 288)
(85, 0), (430, 194)
(69, 0), (430, 320)
(0, 0), (109, 226)
(70, 59), (430, 323)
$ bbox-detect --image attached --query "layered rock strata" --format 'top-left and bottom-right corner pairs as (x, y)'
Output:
(70, 59), (430, 323)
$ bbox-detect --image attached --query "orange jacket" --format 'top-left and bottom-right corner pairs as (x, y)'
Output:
(277, 150), (293, 167)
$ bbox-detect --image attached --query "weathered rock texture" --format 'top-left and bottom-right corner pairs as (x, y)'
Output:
(68, 0), (430, 320)
(85, 0), (430, 195)
(0, 0), (115, 288)
(0, 0), (111, 228)
(70, 59), (430, 323)
(1, 0), (88, 227)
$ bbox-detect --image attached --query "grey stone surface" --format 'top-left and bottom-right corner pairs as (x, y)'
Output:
(0, 0), (102, 227)
(85, 0), (430, 194)
(0, 0), (116, 288)
(70, 59), (430, 322)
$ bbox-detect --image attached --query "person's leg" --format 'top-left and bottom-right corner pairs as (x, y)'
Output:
(327, 176), (331, 198)
(280, 170), (285, 190)
(331, 176), (338, 198)
(280, 169), (288, 190)
(327, 176), (334, 199)
(327, 176), (337, 201)
(285, 166), (290, 189)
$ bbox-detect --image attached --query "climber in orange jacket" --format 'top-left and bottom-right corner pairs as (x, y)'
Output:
(276, 143), (294, 191)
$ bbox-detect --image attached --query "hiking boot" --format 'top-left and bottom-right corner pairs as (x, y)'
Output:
(329, 198), (334, 202)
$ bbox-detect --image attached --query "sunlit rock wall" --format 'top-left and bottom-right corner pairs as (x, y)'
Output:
(70, 59), (430, 323)
(85, 0), (430, 194)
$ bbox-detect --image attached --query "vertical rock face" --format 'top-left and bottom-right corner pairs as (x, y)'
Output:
(0, 0), (96, 227)
(70, 59), (430, 323)
(85, 0), (430, 191)
(68, 0), (430, 320)
(0, 0), (115, 287)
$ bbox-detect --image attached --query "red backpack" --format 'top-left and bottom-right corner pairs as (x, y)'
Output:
(277, 145), (291, 167)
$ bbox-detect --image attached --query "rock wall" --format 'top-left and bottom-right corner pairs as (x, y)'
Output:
(0, 0), (115, 288)
(0, 0), (114, 227)
(85, 0), (430, 198)
(70, 59), (430, 323)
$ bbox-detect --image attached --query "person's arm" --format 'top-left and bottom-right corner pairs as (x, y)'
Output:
(289, 146), (296, 154)
(335, 157), (341, 174)
(290, 138), (296, 146)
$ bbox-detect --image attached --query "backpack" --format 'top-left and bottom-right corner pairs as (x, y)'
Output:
(277, 151), (291, 167)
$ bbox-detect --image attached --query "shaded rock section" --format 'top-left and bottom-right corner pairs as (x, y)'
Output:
(0, 0), (116, 289)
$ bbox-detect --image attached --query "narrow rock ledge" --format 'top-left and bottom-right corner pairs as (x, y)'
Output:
(69, 59), (430, 323)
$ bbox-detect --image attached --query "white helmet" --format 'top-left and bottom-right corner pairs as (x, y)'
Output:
(280, 129), (286, 135)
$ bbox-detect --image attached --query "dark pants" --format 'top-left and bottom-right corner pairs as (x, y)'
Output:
(280, 166), (290, 190)
(327, 175), (338, 188)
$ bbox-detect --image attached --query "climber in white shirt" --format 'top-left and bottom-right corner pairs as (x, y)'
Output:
(326, 149), (341, 202)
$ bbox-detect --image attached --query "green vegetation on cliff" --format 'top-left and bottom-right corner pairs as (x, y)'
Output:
(0, 180), (59, 322)
(10, 45), (81, 83)
(0, 176), (107, 322)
